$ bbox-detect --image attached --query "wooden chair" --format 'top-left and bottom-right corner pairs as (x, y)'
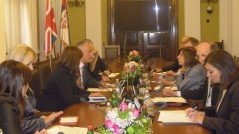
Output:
(102, 45), (120, 59)
(214, 40), (224, 49)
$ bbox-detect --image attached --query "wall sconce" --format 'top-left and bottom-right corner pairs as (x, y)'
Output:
(202, 0), (217, 14)
(68, 0), (84, 7)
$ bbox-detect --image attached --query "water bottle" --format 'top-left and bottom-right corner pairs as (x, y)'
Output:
(143, 90), (154, 115)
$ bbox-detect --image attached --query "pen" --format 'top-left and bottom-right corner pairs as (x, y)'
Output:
(185, 106), (197, 117)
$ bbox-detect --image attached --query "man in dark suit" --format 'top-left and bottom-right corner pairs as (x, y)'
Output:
(76, 39), (106, 90)
(163, 41), (219, 113)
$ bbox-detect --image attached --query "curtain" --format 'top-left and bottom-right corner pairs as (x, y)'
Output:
(5, 0), (38, 53)
(0, 0), (7, 62)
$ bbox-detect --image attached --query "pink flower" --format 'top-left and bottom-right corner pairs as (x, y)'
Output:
(132, 108), (140, 118)
(120, 103), (128, 112)
(124, 68), (128, 73)
(105, 119), (113, 128)
(131, 66), (135, 71)
(112, 124), (121, 134)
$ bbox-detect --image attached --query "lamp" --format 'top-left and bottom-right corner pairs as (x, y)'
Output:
(68, 0), (84, 7)
(202, 0), (217, 14)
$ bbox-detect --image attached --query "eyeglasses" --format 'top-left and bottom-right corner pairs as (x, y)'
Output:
(195, 54), (207, 60)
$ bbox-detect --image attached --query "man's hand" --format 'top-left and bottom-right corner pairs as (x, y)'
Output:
(150, 68), (162, 73)
(163, 88), (177, 97)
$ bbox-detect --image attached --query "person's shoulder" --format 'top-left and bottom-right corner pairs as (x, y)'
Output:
(0, 98), (19, 113)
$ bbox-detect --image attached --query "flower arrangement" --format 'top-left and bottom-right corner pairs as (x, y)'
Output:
(122, 61), (142, 85)
(99, 103), (151, 134)
(128, 50), (141, 63)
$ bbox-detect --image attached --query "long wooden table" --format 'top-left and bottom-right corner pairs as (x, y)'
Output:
(51, 58), (212, 134)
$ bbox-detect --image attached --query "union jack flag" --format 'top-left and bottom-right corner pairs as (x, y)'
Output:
(45, 0), (57, 55)
(60, 0), (70, 46)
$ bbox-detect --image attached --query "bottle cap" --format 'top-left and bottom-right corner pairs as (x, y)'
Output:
(142, 105), (146, 109)
(88, 126), (93, 130)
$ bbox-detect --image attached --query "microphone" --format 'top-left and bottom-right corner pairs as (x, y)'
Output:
(80, 97), (109, 118)
(146, 102), (167, 118)
(147, 84), (166, 99)
(142, 84), (166, 102)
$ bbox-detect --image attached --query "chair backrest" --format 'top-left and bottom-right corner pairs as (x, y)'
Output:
(102, 45), (120, 59)
(34, 60), (52, 91)
(214, 40), (224, 49)
(29, 69), (42, 99)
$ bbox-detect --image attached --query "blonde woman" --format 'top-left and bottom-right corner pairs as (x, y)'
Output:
(88, 43), (110, 82)
(6, 44), (63, 134)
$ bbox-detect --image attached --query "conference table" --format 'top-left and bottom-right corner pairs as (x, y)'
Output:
(51, 57), (212, 134)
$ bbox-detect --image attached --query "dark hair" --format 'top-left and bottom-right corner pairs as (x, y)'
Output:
(0, 60), (32, 120)
(180, 47), (198, 68)
(185, 37), (199, 47)
(57, 46), (83, 76)
(204, 50), (239, 88)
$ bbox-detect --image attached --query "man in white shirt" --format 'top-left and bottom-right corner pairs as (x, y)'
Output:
(76, 39), (106, 90)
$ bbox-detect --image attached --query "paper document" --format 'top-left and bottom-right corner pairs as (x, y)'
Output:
(158, 110), (193, 125)
(47, 125), (100, 134)
(154, 85), (177, 91)
(108, 73), (119, 77)
(152, 97), (186, 103)
(87, 88), (113, 92)
(60, 116), (78, 124)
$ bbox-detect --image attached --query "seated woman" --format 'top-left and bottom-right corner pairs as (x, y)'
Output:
(36, 46), (102, 111)
(6, 44), (63, 134)
(186, 50), (239, 134)
(161, 47), (207, 90)
(0, 60), (32, 134)
(88, 44), (110, 81)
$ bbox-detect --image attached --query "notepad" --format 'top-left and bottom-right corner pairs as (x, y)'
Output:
(158, 110), (193, 125)
(47, 125), (97, 134)
(108, 73), (119, 77)
(60, 116), (78, 124)
(152, 97), (186, 103)
(87, 88), (113, 92)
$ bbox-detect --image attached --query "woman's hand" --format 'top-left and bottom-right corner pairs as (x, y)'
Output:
(150, 68), (162, 73)
(34, 129), (47, 134)
(160, 79), (174, 86)
(104, 70), (111, 75)
(101, 75), (110, 82)
(41, 111), (63, 125)
(163, 88), (177, 97)
(89, 92), (103, 97)
(185, 108), (205, 124)
(166, 70), (176, 76)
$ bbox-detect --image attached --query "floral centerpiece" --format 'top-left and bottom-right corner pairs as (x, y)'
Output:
(99, 103), (151, 134)
(128, 50), (142, 63)
(122, 61), (142, 85)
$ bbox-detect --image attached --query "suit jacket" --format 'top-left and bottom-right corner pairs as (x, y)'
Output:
(175, 64), (207, 91)
(202, 78), (239, 134)
(162, 60), (181, 72)
(87, 56), (108, 81)
(82, 65), (100, 90)
(36, 67), (91, 111)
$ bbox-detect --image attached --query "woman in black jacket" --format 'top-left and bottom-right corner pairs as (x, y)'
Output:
(0, 60), (32, 134)
(36, 46), (102, 111)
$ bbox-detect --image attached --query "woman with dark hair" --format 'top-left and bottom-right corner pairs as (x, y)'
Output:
(36, 46), (102, 111)
(186, 50), (239, 134)
(6, 44), (63, 134)
(0, 60), (32, 134)
(161, 47), (207, 90)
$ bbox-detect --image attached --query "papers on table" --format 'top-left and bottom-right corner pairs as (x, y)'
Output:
(152, 97), (186, 103)
(154, 85), (178, 91)
(158, 110), (193, 125)
(87, 88), (113, 92)
(47, 125), (100, 134)
(108, 73), (119, 77)
(60, 116), (78, 124)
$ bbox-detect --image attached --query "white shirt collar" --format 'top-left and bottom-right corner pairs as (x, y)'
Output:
(79, 62), (85, 69)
